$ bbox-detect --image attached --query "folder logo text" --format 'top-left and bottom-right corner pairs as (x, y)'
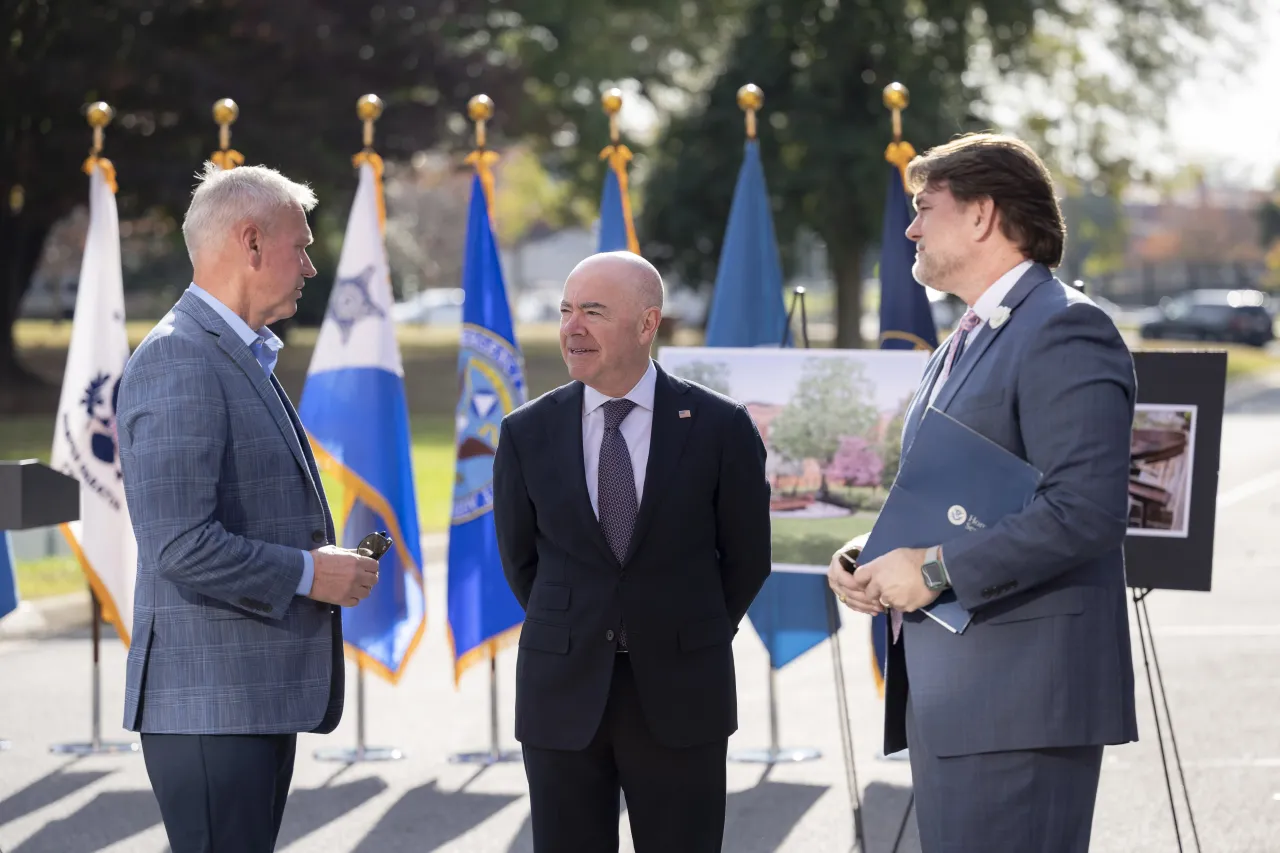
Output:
(948, 504), (987, 531)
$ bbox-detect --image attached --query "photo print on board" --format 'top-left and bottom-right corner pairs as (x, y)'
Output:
(1127, 403), (1198, 538)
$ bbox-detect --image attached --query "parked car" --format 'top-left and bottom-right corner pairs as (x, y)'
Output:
(1138, 289), (1275, 347)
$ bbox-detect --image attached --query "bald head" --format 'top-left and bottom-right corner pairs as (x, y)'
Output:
(559, 251), (665, 397)
(566, 251), (665, 315)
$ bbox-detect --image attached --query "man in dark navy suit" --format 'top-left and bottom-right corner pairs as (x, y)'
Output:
(829, 134), (1138, 853)
(493, 251), (772, 853)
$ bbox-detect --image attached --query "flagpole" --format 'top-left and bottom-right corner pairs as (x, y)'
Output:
(448, 95), (521, 767)
(876, 81), (914, 768)
(310, 94), (405, 765)
(48, 102), (137, 758)
(210, 98), (244, 170)
(726, 88), (819, 767)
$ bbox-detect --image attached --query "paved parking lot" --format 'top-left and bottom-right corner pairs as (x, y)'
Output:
(3, 380), (1280, 852)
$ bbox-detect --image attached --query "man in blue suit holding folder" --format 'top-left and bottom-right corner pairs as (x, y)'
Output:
(829, 133), (1138, 852)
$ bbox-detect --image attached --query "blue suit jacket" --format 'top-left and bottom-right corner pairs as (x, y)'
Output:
(117, 290), (343, 735)
(884, 264), (1140, 757)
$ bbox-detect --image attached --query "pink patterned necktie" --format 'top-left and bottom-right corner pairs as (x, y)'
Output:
(937, 309), (981, 386)
(891, 309), (981, 643)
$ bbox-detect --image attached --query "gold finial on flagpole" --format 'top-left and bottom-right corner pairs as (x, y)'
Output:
(86, 101), (114, 155)
(468, 94), (494, 149)
(357, 94), (383, 149)
(601, 88), (623, 144)
(737, 84), (763, 140)
(212, 98), (239, 153)
(883, 82), (909, 142)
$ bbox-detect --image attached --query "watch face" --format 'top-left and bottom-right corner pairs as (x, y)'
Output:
(922, 561), (945, 589)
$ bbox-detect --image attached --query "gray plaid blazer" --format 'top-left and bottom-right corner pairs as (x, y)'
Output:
(117, 289), (343, 735)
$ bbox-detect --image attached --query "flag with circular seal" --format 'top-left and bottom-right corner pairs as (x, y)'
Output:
(446, 172), (528, 685)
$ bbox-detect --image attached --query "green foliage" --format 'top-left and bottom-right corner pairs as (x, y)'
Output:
(668, 359), (732, 396)
(769, 357), (878, 470)
(638, 0), (1259, 344)
(879, 394), (909, 491)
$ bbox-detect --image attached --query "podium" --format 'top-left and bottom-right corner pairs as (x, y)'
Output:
(0, 459), (81, 531)
(0, 460), (138, 756)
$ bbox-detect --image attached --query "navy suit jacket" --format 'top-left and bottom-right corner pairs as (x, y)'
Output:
(884, 263), (1140, 758)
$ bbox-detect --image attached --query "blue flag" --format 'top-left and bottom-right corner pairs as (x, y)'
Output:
(704, 140), (791, 347)
(299, 154), (425, 683)
(873, 148), (939, 695)
(0, 532), (19, 621)
(701, 139), (835, 670)
(597, 145), (639, 254)
(447, 172), (529, 684)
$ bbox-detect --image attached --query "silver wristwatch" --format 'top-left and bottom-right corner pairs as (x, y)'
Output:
(921, 545), (950, 591)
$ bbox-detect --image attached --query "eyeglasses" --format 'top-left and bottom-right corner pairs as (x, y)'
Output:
(357, 530), (393, 561)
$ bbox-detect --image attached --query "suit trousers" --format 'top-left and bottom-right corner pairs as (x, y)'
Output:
(905, 694), (1104, 853)
(521, 653), (728, 853)
(141, 732), (297, 853)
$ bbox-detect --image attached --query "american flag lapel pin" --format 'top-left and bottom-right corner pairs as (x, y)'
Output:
(678, 409), (691, 418)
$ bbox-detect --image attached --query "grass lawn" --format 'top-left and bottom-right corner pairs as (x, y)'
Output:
(771, 511), (878, 566)
(13, 555), (87, 600)
(1130, 339), (1280, 381)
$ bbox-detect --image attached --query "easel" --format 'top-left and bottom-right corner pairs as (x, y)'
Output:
(1130, 587), (1201, 853)
(1120, 349), (1224, 853)
(729, 287), (868, 850)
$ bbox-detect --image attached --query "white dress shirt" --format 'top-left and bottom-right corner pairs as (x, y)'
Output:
(582, 360), (657, 519)
(928, 259), (1032, 407)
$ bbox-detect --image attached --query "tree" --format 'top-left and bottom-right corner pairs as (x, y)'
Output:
(2, 0), (749, 391)
(879, 393), (910, 491)
(668, 359), (731, 396)
(639, 0), (1259, 346)
(827, 435), (883, 489)
(768, 356), (877, 496)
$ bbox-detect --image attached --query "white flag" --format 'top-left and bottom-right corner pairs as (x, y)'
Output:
(50, 160), (137, 646)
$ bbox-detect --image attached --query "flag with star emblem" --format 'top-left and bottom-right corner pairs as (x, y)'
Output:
(446, 170), (528, 685)
(50, 155), (137, 646)
(298, 155), (425, 683)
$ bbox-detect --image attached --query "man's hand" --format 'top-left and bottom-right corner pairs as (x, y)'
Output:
(828, 549), (884, 616)
(308, 546), (380, 607)
(850, 547), (941, 613)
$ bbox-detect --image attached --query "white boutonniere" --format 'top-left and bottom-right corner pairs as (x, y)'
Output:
(989, 305), (1012, 330)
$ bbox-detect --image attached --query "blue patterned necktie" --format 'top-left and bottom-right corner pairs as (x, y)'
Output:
(598, 398), (638, 649)
(598, 398), (638, 562)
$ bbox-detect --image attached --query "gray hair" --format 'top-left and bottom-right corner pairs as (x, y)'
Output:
(181, 161), (317, 263)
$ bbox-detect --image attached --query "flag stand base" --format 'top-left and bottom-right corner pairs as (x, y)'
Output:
(314, 659), (404, 764)
(449, 657), (522, 765)
(48, 590), (139, 757)
(728, 668), (822, 765)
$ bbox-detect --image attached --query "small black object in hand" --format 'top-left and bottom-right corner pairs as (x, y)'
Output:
(358, 531), (393, 561)
(837, 549), (859, 574)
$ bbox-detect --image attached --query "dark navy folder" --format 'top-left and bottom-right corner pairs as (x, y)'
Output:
(860, 406), (1043, 633)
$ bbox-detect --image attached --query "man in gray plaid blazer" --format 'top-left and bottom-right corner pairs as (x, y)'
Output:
(117, 162), (379, 853)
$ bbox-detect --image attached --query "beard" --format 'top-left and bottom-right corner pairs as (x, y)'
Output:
(912, 249), (958, 291)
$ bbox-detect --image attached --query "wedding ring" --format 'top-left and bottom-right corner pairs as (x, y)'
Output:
(838, 593), (847, 603)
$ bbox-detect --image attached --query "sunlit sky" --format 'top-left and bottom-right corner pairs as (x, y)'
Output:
(1163, 4), (1280, 189)
(614, 6), (1280, 192)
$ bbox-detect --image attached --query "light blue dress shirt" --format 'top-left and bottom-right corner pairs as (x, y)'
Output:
(187, 283), (315, 597)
